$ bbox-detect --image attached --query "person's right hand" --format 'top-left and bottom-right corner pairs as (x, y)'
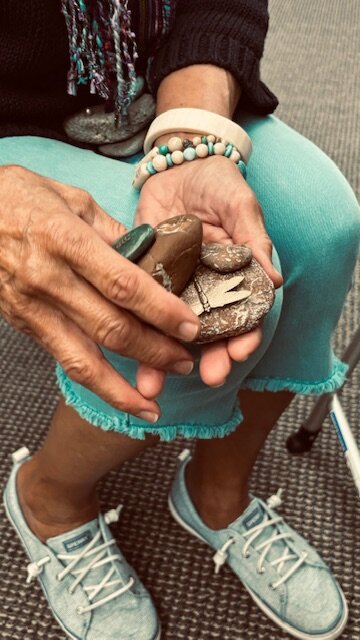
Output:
(0, 165), (200, 422)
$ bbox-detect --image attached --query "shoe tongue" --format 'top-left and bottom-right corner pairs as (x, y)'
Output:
(46, 518), (100, 557)
(232, 498), (296, 573)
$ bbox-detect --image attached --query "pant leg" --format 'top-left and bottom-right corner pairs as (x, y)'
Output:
(237, 114), (360, 392)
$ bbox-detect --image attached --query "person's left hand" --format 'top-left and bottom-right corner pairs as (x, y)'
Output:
(134, 154), (283, 399)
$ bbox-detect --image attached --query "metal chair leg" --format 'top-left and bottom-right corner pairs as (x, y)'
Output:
(286, 326), (360, 455)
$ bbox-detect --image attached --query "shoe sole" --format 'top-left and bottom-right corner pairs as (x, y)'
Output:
(168, 495), (348, 640)
(3, 487), (161, 640)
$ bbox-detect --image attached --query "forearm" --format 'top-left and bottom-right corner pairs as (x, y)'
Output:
(156, 64), (240, 118)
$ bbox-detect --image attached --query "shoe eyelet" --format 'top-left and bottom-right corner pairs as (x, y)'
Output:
(56, 574), (63, 582)
(76, 606), (84, 615)
(242, 550), (250, 559)
(269, 582), (276, 590)
(257, 567), (265, 575)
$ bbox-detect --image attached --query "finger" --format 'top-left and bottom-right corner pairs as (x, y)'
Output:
(51, 182), (129, 246)
(227, 326), (263, 362)
(17, 296), (162, 421)
(37, 262), (196, 373)
(199, 340), (232, 386)
(47, 212), (200, 342)
(136, 365), (166, 400)
(249, 241), (283, 289)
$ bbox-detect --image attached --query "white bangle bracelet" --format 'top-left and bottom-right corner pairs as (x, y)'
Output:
(144, 108), (252, 163)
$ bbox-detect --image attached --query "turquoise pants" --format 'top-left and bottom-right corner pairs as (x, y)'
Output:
(1, 115), (359, 440)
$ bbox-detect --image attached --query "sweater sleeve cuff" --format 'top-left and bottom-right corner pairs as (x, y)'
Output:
(146, 30), (278, 115)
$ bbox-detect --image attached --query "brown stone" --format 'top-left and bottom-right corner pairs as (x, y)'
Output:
(200, 243), (252, 272)
(137, 215), (203, 295)
(180, 259), (275, 343)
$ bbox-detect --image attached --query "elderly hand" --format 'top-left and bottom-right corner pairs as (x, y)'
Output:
(135, 154), (283, 388)
(0, 165), (201, 421)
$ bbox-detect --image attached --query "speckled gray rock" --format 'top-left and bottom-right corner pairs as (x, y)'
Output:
(200, 243), (252, 272)
(181, 259), (275, 343)
(138, 215), (203, 295)
(64, 93), (155, 144)
(99, 128), (147, 158)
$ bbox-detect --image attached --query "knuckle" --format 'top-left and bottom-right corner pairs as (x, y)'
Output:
(63, 358), (97, 386)
(97, 317), (132, 350)
(106, 269), (141, 306)
(70, 188), (95, 215)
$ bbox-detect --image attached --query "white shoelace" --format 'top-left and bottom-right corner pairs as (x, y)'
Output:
(212, 490), (308, 589)
(26, 505), (134, 614)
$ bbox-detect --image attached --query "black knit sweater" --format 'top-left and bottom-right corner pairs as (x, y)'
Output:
(0, 0), (278, 140)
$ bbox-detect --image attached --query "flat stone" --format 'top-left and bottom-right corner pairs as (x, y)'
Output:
(200, 243), (252, 272)
(64, 93), (155, 144)
(112, 224), (155, 262)
(98, 128), (147, 158)
(180, 259), (275, 343)
(137, 215), (203, 295)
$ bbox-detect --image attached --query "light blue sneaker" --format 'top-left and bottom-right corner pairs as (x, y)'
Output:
(3, 447), (161, 640)
(169, 449), (348, 640)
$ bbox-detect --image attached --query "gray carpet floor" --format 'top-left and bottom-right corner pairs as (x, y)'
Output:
(0, 1), (359, 638)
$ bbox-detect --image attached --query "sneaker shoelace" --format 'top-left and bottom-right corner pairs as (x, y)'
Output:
(26, 506), (134, 614)
(213, 490), (308, 589)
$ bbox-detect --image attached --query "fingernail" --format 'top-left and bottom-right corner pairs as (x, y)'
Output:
(173, 360), (194, 375)
(178, 321), (199, 341)
(137, 411), (159, 423)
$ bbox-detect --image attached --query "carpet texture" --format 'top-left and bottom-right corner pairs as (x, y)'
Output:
(0, 1), (359, 638)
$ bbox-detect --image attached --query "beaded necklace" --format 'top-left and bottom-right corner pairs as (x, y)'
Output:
(61, 0), (175, 122)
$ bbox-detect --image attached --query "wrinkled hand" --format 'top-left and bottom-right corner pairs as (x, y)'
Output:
(0, 165), (201, 420)
(135, 155), (282, 389)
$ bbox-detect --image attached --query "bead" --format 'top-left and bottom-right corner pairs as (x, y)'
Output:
(183, 147), (197, 161)
(112, 224), (155, 262)
(168, 136), (183, 152)
(159, 144), (169, 155)
(195, 143), (209, 158)
(207, 134), (216, 143)
(152, 154), (168, 172)
(201, 136), (208, 144)
(166, 153), (174, 167)
(132, 162), (150, 189)
(225, 144), (233, 157)
(183, 139), (193, 148)
(171, 150), (184, 165)
(149, 146), (159, 159)
(214, 142), (226, 155)
(192, 136), (202, 146)
(238, 160), (247, 178)
(146, 160), (157, 175)
(230, 149), (241, 163)
(208, 142), (214, 155)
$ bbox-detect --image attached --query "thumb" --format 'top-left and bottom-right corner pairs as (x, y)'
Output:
(250, 238), (283, 289)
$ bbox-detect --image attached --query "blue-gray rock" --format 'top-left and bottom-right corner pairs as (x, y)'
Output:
(99, 128), (147, 158)
(64, 94), (155, 144)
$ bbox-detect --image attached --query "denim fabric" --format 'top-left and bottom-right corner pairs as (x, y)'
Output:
(169, 451), (348, 638)
(0, 115), (359, 440)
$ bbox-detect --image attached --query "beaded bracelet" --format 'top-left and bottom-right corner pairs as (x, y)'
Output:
(133, 135), (247, 189)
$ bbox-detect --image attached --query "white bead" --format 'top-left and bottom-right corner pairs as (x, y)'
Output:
(192, 136), (202, 146)
(149, 146), (159, 159)
(230, 150), (241, 163)
(132, 163), (150, 189)
(207, 134), (216, 143)
(214, 142), (226, 155)
(196, 143), (209, 158)
(171, 150), (184, 165)
(168, 136), (183, 152)
(152, 154), (168, 172)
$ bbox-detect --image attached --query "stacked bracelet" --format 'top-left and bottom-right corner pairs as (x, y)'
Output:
(132, 134), (247, 189)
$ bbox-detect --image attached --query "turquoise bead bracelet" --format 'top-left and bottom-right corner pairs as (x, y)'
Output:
(133, 134), (247, 189)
